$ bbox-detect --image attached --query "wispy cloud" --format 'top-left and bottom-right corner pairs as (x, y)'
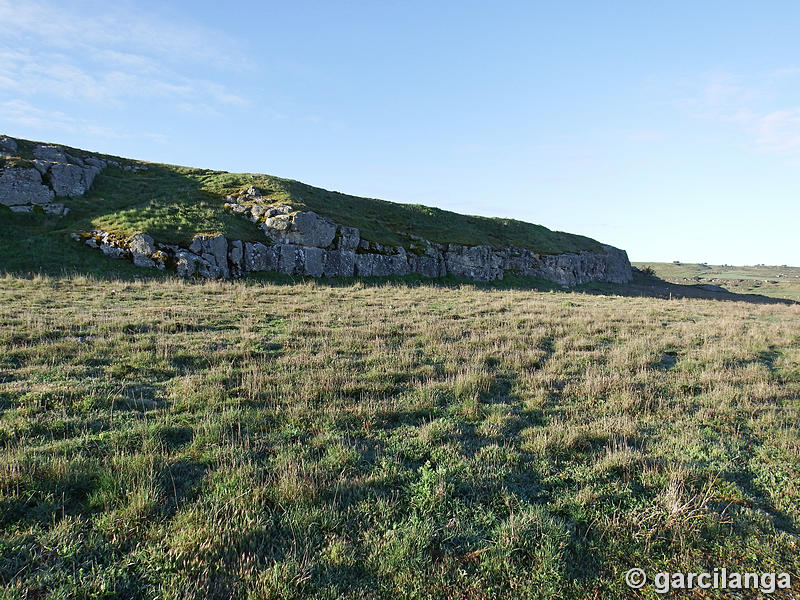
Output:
(0, 99), (167, 142)
(0, 0), (249, 71)
(0, 0), (250, 128)
(678, 69), (800, 157)
(755, 108), (800, 154)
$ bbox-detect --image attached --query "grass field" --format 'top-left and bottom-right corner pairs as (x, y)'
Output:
(1, 273), (798, 598)
(634, 262), (800, 302)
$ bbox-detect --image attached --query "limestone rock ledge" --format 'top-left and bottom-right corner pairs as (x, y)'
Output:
(75, 191), (633, 285)
(1, 135), (116, 216)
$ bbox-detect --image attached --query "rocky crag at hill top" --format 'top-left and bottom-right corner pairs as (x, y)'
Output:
(1, 135), (106, 215)
(0, 135), (632, 285)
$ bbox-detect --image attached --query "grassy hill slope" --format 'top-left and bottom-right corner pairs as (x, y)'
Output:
(1, 137), (603, 276)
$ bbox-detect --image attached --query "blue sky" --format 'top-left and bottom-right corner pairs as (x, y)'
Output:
(1, 1), (799, 264)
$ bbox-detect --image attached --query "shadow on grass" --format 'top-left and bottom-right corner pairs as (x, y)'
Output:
(4, 250), (795, 307)
(576, 269), (797, 305)
(0, 162), (261, 279)
(230, 269), (800, 306)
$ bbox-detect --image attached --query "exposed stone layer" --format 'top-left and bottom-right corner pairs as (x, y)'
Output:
(0, 136), (18, 156)
(1, 136), (111, 215)
(77, 193), (632, 285)
(0, 168), (55, 207)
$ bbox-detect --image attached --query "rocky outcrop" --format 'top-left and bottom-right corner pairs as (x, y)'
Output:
(0, 167), (55, 208)
(445, 245), (503, 281)
(0, 136), (18, 156)
(74, 231), (166, 268)
(129, 233), (158, 268)
(76, 189), (633, 285)
(48, 162), (102, 197)
(0, 136), (109, 215)
(189, 234), (230, 279)
(224, 198), (343, 249)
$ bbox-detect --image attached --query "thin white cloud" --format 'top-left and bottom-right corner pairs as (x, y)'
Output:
(0, 0), (250, 125)
(0, 49), (247, 108)
(0, 99), (167, 143)
(756, 108), (800, 154)
(0, 0), (249, 71)
(679, 70), (800, 157)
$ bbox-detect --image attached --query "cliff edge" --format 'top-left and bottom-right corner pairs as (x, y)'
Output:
(0, 135), (632, 285)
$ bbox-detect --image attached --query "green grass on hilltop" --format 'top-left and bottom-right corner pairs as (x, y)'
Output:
(1, 137), (604, 278)
(86, 166), (266, 246)
(201, 171), (603, 253)
(1, 275), (798, 598)
(87, 164), (603, 253)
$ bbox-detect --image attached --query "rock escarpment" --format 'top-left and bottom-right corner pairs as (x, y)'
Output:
(0, 136), (111, 215)
(77, 187), (633, 285)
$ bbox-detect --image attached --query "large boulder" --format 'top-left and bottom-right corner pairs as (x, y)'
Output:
(244, 242), (278, 272)
(600, 245), (633, 284)
(354, 251), (410, 277)
(277, 244), (302, 274)
(302, 247), (324, 277)
(173, 248), (218, 279)
(48, 162), (100, 197)
(0, 168), (55, 206)
(229, 240), (244, 277)
(260, 210), (338, 248)
(285, 211), (337, 248)
(33, 145), (68, 163)
(444, 245), (504, 281)
(0, 136), (17, 156)
(337, 226), (360, 250)
(48, 163), (86, 196)
(322, 249), (356, 277)
(189, 234), (229, 279)
(129, 233), (157, 268)
(175, 250), (201, 277)
(408, 253), (445, 278)
(129, 233), (156, 256)
(261, 215), (292, 241)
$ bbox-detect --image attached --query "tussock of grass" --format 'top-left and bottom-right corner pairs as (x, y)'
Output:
(1, 274), (799, 598)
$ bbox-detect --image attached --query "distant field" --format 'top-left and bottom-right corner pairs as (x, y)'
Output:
(1, 274), (798, 599)
(634, 262), (800, 302)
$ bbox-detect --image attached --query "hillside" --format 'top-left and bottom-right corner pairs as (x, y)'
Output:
(0, 136), (629, 284)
